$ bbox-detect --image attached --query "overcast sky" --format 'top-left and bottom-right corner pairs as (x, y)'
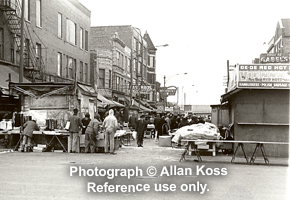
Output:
(79, 0), (290, 105)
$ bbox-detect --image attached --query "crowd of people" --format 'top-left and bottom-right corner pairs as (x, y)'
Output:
(18, 107), (211, 154)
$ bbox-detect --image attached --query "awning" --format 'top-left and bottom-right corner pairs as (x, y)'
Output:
(0, 65), (30, 90)
(78, 84), (98, 97)
(97, 93), (124, 108)
(132, 100), (152, 112)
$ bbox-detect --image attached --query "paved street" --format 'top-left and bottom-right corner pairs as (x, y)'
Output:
(0, 138), (289, 200)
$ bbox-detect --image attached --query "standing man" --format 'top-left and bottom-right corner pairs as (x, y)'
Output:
(68, 108), (83, 153)
(136, 115), (148, 147)
(81, 113), (91, 135)
(103, 109), (118, 155)
(85, 113), (101, 153)
(20, 119), (39, 152)
(128, 111), (138, 130)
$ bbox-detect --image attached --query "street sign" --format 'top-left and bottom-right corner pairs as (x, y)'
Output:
(160, 86), (177, 96)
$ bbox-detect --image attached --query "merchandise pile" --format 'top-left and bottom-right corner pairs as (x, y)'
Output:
(172, 122), (220, 143)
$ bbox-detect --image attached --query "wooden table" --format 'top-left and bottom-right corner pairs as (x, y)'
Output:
(180, 139), (289, 165)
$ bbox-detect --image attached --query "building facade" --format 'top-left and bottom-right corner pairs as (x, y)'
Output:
(0, 0), (91, 84)
(90, 25), (155, 107)
(0, 0), (96, 119)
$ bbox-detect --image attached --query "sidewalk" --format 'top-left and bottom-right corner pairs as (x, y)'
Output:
(1, 136), (288, 166)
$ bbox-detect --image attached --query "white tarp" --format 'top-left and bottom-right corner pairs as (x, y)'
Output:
(172, 122), (220, 143)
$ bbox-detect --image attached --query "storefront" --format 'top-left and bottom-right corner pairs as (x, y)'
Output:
(221, 64), (289, 157)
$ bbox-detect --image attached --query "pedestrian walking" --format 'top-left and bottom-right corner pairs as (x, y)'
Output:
(20, 119), (39, 152)
(136, 115), (148, 147)
(68, 108), (83, 153)
(84, 113), (101, 153)
(103, 109), (119, 155)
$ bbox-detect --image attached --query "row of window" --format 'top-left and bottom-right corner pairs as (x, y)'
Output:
(98, 69), (131, 95)
(58, 13), (89, 51)
(57, 52), (88, 83)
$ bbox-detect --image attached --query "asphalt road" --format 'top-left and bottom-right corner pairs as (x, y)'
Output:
(0, 138), (288, 200)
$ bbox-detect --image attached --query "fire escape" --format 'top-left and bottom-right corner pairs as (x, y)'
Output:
(0, 0), (45, 82)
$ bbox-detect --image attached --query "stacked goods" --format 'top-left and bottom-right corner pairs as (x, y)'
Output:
(172, 122), (220, 143)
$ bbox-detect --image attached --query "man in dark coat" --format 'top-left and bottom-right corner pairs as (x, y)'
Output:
(81, 113), (91, 135)
(128, 111), (138, 130)
(68, 108), (83, 153)
(136, 115), (148, 147)
(156, 116), (166, 139)
(20, 120), (39, 152)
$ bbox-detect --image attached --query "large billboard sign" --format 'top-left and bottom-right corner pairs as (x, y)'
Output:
(237, 64), (290, 89)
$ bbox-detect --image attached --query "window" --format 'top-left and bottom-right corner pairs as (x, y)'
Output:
(121, 54), (124, 69)
(80, 28), (84, 49)
(99, 69), (105, 88)
(35, 43), (41, 58)
(67, 57), (73, 78)
(20, 0), (30, 21)
(85, 63), (88, 83)
(109, 70), (111, 88)
(116, 77), (120, 90)
(79, 61), (83, 81)
(138, 62), (141, 75)
(66, 19), (76, 45)
(0, 28), (3, 60)
(36, 0), (42, 27)
(58, 13), (62, 38)
(85, 30), (88, 51)
(128, 57), (131, 73)
(133, 59), (136, 72)
(57, 53), (62, 76)
(124, 56), (127, 72)
(133, 38), (137, 52)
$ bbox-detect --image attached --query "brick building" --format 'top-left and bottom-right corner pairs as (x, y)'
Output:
(0, 0), (96, 118)
(91, 25), (154, 108)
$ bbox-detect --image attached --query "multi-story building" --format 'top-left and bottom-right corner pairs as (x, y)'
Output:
(91, 25), (154, 108)
(144, 31), (157, 106)
(266, 19), (290, 54)
(0, 0), (96, 118)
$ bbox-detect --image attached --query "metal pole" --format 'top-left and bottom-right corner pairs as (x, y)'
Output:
(129, 52), (133, 107)
(19, 0), (25, 83)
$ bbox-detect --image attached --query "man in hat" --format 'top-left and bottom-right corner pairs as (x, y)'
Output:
(103, 109), (119, 155)
(68, 108), (83, 153)
(85, 113), (101, 153)
(136, 115), (148, 147)
(20, 119), (39, 152)
(81, 113), (91, 135)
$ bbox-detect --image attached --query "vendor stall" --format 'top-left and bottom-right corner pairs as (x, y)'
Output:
(221, 64), (290, 158)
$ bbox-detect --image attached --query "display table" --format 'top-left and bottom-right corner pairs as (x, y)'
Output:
(180, 139), (289, 165)
(4, 129), (70, 152)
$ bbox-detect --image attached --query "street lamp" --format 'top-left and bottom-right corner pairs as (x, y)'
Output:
(155, 44), (169, 47)
(163, 73), (187, 88)
(163, 72), (187, 109)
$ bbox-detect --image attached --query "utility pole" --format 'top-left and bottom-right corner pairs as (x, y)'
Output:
(129, 51), (133, 107)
